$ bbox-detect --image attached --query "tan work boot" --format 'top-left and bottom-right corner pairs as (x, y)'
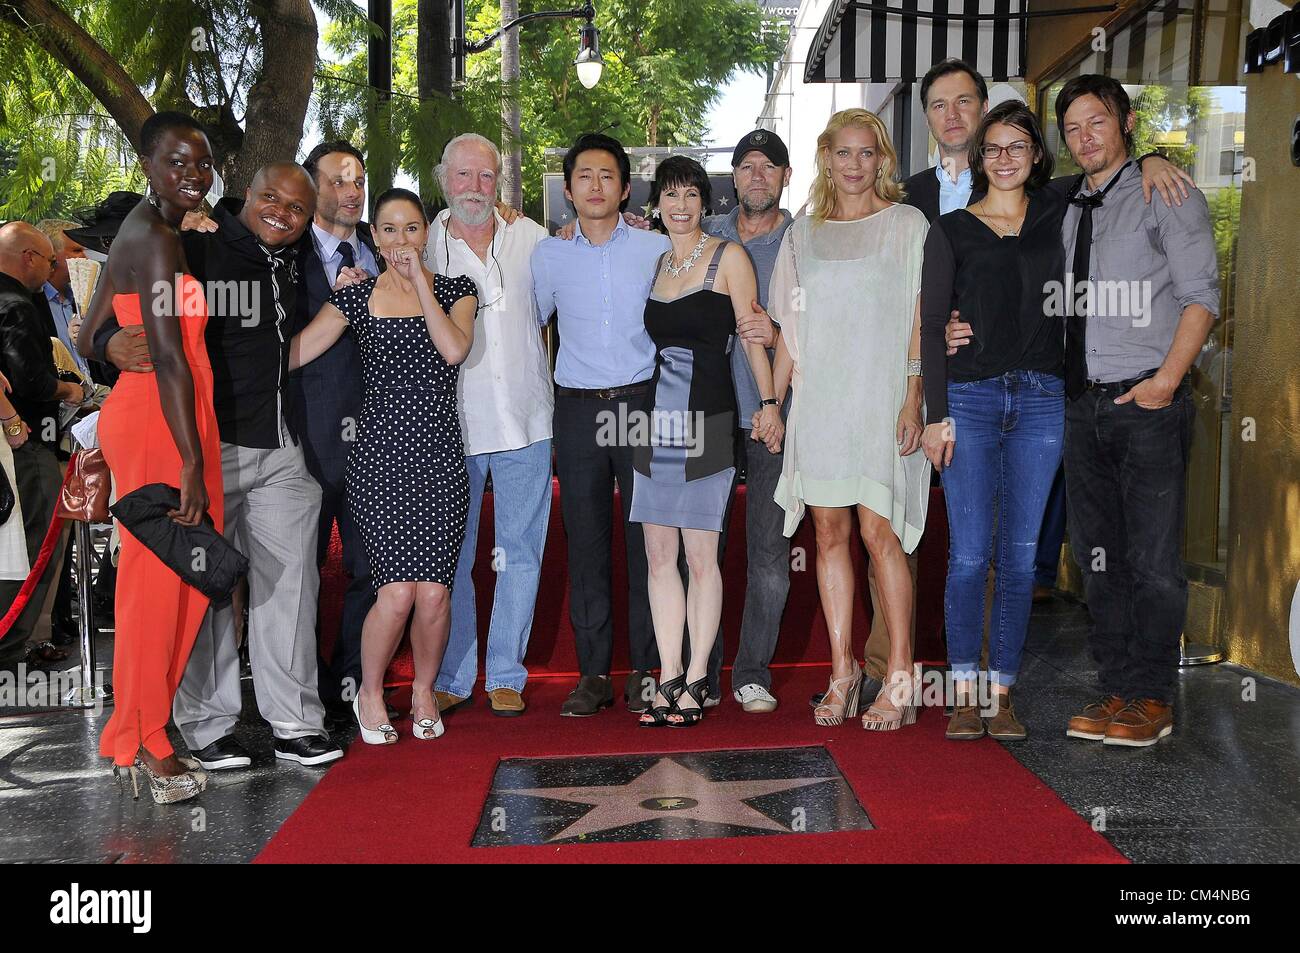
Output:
(1066, 695), (1126, 741)
(488, 687), (526, 717)
(945, 684), (984, 740)
(1103, 698), (1173, 747)
(985, 689), (1027, 742)
(434, 690), (470, 715)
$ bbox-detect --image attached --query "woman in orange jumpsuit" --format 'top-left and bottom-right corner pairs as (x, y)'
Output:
(79, 112), (224, 803)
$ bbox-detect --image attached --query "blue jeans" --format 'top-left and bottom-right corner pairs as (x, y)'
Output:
(941, 371), (1064, 687)
(437, 438), (553, 696)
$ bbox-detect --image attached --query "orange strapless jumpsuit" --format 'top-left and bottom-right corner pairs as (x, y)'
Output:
(97, 276), (224, 767)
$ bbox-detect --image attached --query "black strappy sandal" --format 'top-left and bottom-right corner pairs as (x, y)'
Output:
(668, 677), (708, 727)
(638, 674), (686, 728)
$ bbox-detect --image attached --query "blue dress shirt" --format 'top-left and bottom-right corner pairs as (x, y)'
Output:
(937, 163), (974, 216)
(311, 222), (379, 285)
(530, 214), (670, 388)
(43, 282), (91, 377)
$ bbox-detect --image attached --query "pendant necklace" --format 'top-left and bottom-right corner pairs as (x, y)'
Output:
(664, 233), (708, 278)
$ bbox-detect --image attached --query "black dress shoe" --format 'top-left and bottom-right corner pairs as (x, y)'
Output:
(624, 670), (655, 713)
(191, 735), (253, 771)
(273, 735), (343, 766)
(561, 675), (614, 717)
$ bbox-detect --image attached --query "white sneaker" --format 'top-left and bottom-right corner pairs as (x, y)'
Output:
(733, 684), (778, 713)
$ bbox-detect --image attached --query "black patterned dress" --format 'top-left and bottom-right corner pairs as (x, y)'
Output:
(328, 274), (478, 591)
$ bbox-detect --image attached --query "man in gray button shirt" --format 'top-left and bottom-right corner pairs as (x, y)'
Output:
(1054, 76), (1218, 748)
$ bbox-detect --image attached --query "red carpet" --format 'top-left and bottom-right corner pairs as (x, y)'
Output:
(319, 480), (952, 683)
(255, 666), (1125, 864)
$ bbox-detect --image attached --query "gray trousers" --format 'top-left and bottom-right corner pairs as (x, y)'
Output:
(730, 434), (791, 691)
(174, 442), (326, 748)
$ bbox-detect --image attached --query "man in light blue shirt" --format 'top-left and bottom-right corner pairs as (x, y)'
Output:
(34, 220), (92, 379)
(531, 133), (670, 717)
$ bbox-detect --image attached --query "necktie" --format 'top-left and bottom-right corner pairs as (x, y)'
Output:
(337, 239), (356, 272)
(1065, 163), (1130, 400)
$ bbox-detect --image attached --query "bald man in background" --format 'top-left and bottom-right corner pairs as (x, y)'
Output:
(0, 223), (87, 667)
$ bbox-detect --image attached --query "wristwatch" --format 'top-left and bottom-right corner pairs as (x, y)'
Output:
(760, 398), (779, 407)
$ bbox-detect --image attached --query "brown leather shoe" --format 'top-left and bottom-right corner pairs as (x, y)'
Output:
(561, 675), (614, 717)
(624, 670), (655, 713)
(488, 687), (525, 717)
(1103, 698), (1173, 747)
(1066, 695), (1126, 740)
(985, 690), (1027, 742)
(945, 705), (985, 740)
(434, 690), (470, 715)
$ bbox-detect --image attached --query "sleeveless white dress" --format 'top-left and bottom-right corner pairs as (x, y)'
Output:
(770, 204), (931, 553)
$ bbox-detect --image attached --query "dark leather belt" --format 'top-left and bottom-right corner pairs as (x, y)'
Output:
(1085, 368), (1188, 397)
(555, 381), (651, 400)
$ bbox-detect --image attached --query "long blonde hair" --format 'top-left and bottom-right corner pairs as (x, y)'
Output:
(807, 109), (905, 222)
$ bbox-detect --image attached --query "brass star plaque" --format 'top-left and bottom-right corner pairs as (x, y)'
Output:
(472, 746), (872, 846)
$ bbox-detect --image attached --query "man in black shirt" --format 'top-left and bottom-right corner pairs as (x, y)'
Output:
(95, 163), (343, 768)
(0, 223), (86, 666)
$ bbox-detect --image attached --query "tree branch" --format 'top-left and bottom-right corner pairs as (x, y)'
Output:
(0, 0), (153, 150)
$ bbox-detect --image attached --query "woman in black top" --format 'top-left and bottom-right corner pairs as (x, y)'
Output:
(919, 101), (1066, 742)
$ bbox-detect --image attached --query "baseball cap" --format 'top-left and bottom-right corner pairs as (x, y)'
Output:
(731, 130), (789, 169)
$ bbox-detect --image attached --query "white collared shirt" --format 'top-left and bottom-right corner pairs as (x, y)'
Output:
(433, 208), (554, 456)
(311, 222), (379, 285)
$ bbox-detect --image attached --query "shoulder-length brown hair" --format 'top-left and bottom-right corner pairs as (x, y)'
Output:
(808, 109), (905, 222)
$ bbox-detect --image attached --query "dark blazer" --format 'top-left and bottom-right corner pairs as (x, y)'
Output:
(902, 165), (986, 224)
(0, 272), (64, 448)
(285, 223), (382, 485)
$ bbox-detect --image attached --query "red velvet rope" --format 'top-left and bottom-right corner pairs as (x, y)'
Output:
(0, 464), (74, 640)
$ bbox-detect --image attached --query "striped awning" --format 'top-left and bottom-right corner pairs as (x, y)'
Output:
(1061, 0), (1194, 84)
(804, 0), (1026, 84)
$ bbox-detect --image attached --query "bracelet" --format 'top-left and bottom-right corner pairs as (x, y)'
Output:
(0, 414), (16, 422)
(906, 359), (923, 376)
(760, 397), (779, 407)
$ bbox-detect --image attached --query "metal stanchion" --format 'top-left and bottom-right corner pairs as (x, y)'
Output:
(61, 436), (112, 709)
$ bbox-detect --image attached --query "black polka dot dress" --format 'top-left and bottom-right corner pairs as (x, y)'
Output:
(329, 274), (478, 592)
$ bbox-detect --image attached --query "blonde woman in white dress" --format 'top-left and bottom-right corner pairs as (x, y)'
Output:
(762, 109), (931, 730)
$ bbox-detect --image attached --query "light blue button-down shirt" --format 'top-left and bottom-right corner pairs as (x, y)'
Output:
(311, 222), (379, 285)
(43, 281), (91, 377)
(937, 163), (974, 216)
(531, 214), (670, 388)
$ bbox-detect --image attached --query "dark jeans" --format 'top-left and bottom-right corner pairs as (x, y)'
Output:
(1065, 385), (1194, 704)
(0, 443), (64, 661)
(1034, 463), (1068, 588)
(310, 449), (374, 705)
(553, 392), (658, 676)
(941, 371), (1065, 686)
(729, 431), (791, 691)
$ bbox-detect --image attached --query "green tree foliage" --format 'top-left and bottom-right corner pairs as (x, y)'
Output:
(321, 0), (785, 215)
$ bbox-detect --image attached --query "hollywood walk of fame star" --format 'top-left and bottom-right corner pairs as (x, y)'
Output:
(499, 757), (837, 842)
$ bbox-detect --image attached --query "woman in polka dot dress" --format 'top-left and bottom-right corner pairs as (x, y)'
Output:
(291, 188), (478, 745)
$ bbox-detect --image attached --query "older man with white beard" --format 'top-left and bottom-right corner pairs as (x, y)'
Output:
(431, 134), (554, 717)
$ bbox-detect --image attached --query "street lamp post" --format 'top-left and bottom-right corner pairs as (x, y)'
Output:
(453, 1), (604, 208)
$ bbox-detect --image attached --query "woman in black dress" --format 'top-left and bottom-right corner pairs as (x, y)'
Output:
(291, 188), (477, 745)
(629, 156), (783, 727)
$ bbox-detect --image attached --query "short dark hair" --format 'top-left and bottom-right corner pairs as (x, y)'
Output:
(302, 140), (367, 184)
(372, 187), (428, 226)
(140, 111), (209, 157)
(648, 157), (712, 232)
(968, 100), (1055, 193)
(919, 59), (988, 109)
(1055, 74), (1134, 154)
(562, 133), (632, 212)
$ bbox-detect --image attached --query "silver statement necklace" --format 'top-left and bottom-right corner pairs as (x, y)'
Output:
(664, 233), (708, 278)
